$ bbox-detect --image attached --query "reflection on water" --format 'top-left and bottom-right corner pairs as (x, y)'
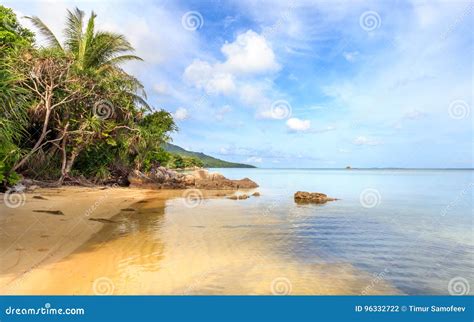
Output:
(214, 168), (474, 295)
(0, 190), (397, 295)
(2, 169), (472, 295)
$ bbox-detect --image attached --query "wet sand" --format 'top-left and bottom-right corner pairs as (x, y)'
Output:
(0, 187), (399, 295)
(0, 187), (150, 292)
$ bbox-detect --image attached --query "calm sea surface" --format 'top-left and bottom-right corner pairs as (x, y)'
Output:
(206, 168), (474, 295)
(10, 169), (471, 295)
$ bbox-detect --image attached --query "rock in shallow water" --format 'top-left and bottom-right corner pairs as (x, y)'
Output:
(294, 191), (337, 204)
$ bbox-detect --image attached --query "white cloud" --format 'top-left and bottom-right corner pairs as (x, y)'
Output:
(183, 30), (279, 101)
(219, 147), (229, 154)
(173, 107), (188, 121)
(215, 105), (232, 120)
(343, 51), (359, 62)
(239, 83), (273, 108)
(184, 60), (236, 95)
(19, 2), (200, 66)
(286, 118), (311, 132)
(393, 109), (428, 129)
(352, 136), (381, 146)
(153, 82), (168, 95)
(402, 109), (427, 120)
(314, 125), (336, 133)
(206, 73), (236, 95)
(221, 30), (280, 74)
(246, 156), (263, 163)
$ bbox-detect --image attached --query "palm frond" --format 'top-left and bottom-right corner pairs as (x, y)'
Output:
(84, 32), (137, 69)
(129, 93), (151, 111)
(25, 16), (62, 49)
(105, 55), (143, 65)
(64, 7), (85, 55)
(82, 11), (97, 68)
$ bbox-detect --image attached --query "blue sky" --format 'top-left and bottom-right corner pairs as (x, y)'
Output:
(5, 0), (473, 168)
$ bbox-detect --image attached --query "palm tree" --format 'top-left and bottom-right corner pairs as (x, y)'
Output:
(27, 7), (142, 73)
(22, 8), (150, 183)
(27, 8), (150, 109)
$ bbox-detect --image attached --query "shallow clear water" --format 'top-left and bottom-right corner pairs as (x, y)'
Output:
(210, 168), (474, 295)
(4, 169), (471, 295)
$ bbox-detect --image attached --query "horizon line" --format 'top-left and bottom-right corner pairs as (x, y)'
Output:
(208, 167), (474, 170)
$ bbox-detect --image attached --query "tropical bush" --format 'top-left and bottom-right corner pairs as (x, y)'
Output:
(0, 6), (180, 188)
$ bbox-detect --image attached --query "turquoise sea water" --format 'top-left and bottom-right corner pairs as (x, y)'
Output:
(209, 168), (474, 295)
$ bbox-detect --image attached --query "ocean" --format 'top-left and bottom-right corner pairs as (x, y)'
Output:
(205, 168), (474, 295)
(7, 169), (471, 295)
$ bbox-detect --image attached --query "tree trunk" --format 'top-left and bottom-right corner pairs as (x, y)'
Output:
(13, 92), (52, 171)
(58, 136), (68, 184)
(58, 147), (79, 185)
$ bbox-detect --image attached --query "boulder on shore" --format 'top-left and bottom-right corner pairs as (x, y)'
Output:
(128, 168), (258, 190)
(294, 191), (337, 204)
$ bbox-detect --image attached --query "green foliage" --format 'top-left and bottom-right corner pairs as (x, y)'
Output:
(163, 143), (256, 168)
(133, 111), (177, 171)
(164, 153), (203, 169)
(169, 154), (184, 169)
(27, 7), (141, 73)
(0, 5), (34, 51)
(0, 49), (31, 186)
(138, 148), (171, 172)
(184, 156), (204, 168)
(0, 5), (179, 186)
(0, 6), (34, 186)
(73, 142), (116, 180)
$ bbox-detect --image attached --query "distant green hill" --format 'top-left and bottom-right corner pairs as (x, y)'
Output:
(163, 143), (256, 168)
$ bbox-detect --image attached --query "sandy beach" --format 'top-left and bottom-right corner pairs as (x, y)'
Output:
(0, 186), (400, 295)
(0, 187), (153, 292)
